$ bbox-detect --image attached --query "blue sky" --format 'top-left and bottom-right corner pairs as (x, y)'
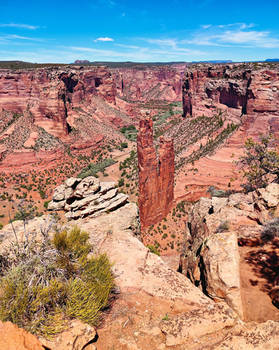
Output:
(0, 0), (279, 62)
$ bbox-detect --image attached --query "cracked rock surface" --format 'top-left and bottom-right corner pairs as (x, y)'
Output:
(48, 176), (129, 219)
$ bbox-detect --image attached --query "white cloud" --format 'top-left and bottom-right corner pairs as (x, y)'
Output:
(186, 23), (279, 48)
(94, 37), (114, 42)
(143, 38), (177, 47)
(0, 23), (39, 30)
(69, 43), (205, 61)
(115, 43), (141, 49)
(217, 23), (255, 29)
(0, 34), (44, 42)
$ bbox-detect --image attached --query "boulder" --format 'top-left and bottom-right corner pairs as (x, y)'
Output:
(64, 177), (81, 188)
(0, 321), (44, 350)
(256, 183), (279, 208)
(74, 177), (100, 198)
(53, 184), (66, 201)
(200, 231), (243, 318)
(48, 199), (66, 211)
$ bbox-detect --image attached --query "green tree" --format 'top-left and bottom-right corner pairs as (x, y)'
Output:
(239, 135), (279, 191)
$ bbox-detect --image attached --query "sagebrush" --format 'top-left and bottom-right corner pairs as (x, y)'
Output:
(0, 225), (114, 338)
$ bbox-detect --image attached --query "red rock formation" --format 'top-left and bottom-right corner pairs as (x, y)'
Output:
(0, 66), (116, 138)
(175, 63), (279, 201)
(0, 321), (44, 350)
(137, 118), (174, 229)
(182, 63), (279, 121)
(112, 65), (186, 103)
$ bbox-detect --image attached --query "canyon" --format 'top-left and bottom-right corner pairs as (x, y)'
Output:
(0, 61), (279, 349)
(0, 64), (183, 170)
(170, 62), (279, 201)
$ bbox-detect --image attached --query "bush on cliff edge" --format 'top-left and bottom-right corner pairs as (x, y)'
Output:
(0, 225), (114, 338)
(239, 135), (279, 191)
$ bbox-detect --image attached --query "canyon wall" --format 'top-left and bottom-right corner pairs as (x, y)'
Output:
(0, 66), (116, 138)
(183, 63), (279, 127)
(113, 65), (185, 102)
(137, 118), (174, 229)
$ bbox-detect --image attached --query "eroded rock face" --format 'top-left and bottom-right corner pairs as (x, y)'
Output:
(137, 118), (174, 229)
(0, 66), (116, 139)
(183, 183), (279, 321)
(1, 199), (279, 348)
(175, 63), (279, 200)
(112, 65), (185, 103)
(200, 231), (243, 319)
(0, 321), (44, 350)
(48, 176), (128, 219)
(183, 63), (279, 119)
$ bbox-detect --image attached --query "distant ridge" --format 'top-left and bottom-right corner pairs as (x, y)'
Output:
(265, 59), (279, 62)
(190, 60), (233, 64)
(0, 60), (67, 69)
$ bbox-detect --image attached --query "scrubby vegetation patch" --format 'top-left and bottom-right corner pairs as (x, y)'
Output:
(0, 225), (114, 338)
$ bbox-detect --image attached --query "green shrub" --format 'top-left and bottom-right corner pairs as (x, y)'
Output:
(43, 200), (50, 209)
(238, 135), (279, 191)
(261, 218), (279, 242)
(147, 244), (160, 256)
(118, 178), (124, 187)
(0, 226), (114, 337)
(216, 221), (230, 233)
(0, 223), (3, 230)
(77, 159), (116, 179)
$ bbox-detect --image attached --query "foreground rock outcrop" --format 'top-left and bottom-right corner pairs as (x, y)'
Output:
(0, 321), (44, 350)
(1, 195), (279, 348)
(183, 183), (279, 322)
(137, 118), (174, 229)
(42, 320), (97, 350)
(48, 176), (128, 219)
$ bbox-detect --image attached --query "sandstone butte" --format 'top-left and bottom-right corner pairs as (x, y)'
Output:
(137, 117), (174, 229)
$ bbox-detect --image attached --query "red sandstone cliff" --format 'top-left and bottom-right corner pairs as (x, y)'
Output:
(137, 118), (174, 229)
(183, 63), (279, 122)
(0, 66), (116, 139)
(113, 65), (185, 103)
(174, 62), (279, 201)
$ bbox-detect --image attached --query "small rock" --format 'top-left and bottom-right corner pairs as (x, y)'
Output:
(65, 177), (81, 188)
(75, 177), (100, 198)
(48, 199), (66, 210)
(53, 184), (66, 201)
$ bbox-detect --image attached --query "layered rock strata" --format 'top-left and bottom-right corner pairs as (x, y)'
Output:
(48, 176), (128, 219)
(137, 118), (174, 229)
(112, 64), (185, 102)
(183, 63), (279, 120)
(0, 66), (116, 138)
(174, 62), (279, 200)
